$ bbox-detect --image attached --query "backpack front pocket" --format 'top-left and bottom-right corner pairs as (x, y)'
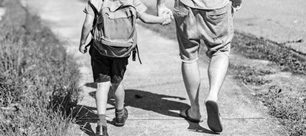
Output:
(103, 7), (135, 40)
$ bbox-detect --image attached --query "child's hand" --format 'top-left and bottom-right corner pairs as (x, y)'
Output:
(161, 13), (172, 25)
(79, 43), (88, 54)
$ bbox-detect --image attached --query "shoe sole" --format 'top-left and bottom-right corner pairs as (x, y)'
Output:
(205, 100), (223, 133)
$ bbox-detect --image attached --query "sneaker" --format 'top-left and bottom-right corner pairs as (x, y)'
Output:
(114, 107), (128, 127)
(96, 125), (108, 136)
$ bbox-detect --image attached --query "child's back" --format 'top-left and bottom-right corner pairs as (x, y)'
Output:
(79, 0), (171, 135)
(92, 0), (138, 58)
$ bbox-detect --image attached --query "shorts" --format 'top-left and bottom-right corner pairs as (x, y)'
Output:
(89, 46), (129, 83)
(173, 2), (234, 62)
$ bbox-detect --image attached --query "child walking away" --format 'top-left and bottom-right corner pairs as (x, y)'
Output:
(79, 0), (171, 135)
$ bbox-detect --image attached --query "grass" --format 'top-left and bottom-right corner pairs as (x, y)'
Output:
(230, 33), (306, 136)
(0, 0), (80, 135)
(232, 33), (306, 75)
(139, 5), (306, 136)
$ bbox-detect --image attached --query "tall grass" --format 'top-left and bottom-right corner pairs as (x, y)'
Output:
(230, 33), (306, 135)
(229, 59), (305, 136)
(0, 0), (80, 135)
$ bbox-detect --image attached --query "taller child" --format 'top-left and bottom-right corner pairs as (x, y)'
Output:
(157, 0), (242, 133)
(79, 0), (171, 135)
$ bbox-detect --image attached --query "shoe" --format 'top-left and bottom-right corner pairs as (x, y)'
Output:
(179, 107), (203, 123)
(114, 107), (128, 127)
(96, 125), (108, 136)
(205, 100), (223, 133)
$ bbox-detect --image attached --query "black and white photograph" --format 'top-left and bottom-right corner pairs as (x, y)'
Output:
(0, 0), (305, 135)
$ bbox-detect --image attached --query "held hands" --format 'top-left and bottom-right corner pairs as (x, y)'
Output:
(158, 5), (173, 25)
(161, 13), (172, 25)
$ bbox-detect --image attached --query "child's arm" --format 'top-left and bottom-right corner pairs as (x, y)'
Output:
(79, 14), (94, 54)
(138, 12), (170, 24)
(157, 0), (170, 15)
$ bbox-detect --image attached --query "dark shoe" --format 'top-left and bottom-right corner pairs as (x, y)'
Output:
(96, 125), (108, 136)
(114, 107), (128, 127)
(179, 107), (203, 123)
(205, 100), (223, 133)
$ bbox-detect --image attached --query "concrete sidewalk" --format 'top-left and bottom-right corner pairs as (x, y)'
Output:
(25, 0), (288, 135)
(0, 7), (5, 21)
(234, 0), (306, 54)
(73, 25), (287, 136)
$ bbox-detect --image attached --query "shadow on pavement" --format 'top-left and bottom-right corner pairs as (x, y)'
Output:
(73, 105), (98, 136)
(187, 122), (217, 134)
(72, 105), (97, 136)
(123, 89), (189, 117)
(85, 85), (190, 117)
(72, 105), (115, 136)
(85, 82), (190, 117)
(77, 82), (215, 134)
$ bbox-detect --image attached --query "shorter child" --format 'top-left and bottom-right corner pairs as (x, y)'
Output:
(79, 0), (171, 136)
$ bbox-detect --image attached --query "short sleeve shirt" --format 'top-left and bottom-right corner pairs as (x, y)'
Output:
(83, 0), (147, 18)
(180, 0), (229, 9)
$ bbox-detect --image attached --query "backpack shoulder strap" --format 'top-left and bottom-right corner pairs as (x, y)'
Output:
(88, 0), (104, 16)
(119, 0), (135, 7)
(102, 0), (136, 11)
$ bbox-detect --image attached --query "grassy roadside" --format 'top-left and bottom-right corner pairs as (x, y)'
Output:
(230, 33), (306, 136)
(139, 7), (305, 136)
(0, 0), (80, 135)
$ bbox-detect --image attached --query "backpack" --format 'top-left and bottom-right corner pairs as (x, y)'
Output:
(91, 0), (141, 63)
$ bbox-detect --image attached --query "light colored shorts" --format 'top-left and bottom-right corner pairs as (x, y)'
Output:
(174, 1), (234, 62)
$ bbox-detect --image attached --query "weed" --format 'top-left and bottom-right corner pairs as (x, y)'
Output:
(231, 32), (306, 136)
(232, 33), (306, 75)
(230, 65), (273, 86)
(0, 0), (80, 135)
(256, 86), (306, 136)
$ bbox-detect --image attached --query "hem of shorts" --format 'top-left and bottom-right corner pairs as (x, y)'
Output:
(210, 51), (230, 58)
(94, 80), (122, 84)
(94, 80), (111, 83)
(181, 58), (199, 63)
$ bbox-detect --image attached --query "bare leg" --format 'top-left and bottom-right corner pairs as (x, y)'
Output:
(96, 82), (111, 115)
(111, 82), (125, 110)
(206, 53), (229, 102)
(181, 61), (201, 119)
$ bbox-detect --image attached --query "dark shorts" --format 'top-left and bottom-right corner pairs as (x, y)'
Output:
(89, 46), (129, 83)
(174, 2), (234, 62)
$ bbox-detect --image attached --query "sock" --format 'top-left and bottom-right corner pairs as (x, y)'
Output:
(115, 108), (124, 116)
(98, 114), (107, 126)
